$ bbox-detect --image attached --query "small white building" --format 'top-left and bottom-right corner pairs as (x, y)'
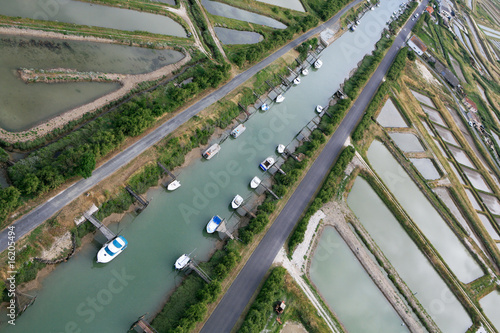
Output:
(407, 35), (428, 56)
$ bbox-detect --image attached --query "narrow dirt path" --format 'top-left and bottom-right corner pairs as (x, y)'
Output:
(195, 0), (228, 61)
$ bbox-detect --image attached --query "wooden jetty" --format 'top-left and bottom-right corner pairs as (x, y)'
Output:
(216, 220), (235, 240)
(125, 186), (149, 208)
(260, 183), (280, 200)
(186, 261), (212, 284)
(157, 162), (176, 180)
(131, 315), (157, 333)
(84, 212), (116, 241)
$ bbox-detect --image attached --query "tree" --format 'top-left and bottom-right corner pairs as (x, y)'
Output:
(76, 151), (96, 179)
(0, 147), (8, 163)
(19, 174), (40, 195)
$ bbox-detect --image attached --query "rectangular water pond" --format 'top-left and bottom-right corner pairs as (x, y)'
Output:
(310, 227), (409, 333)
(479, 290), (500, 330)
(478, 214), (500, 242)
(448, 162), (466, 185)
(465, 188), (482, 210)
(367, 141), (483, 283)
(389, 132), (425, 152)
(435, 125), (460, 146)
(410, 158), (441, 180)
(462, 167), (492, 193)
(411, 90), (436, 107)
(447, 145), (476, 169)
(348, 177), (473, 332)
(377, 99), (408, 128)
(478, 192), (500, 215)
(422, 105), (447, 127)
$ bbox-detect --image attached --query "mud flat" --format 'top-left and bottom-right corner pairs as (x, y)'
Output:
(422, 105), (447, 127)
(410, 158), (440, 180)
(462, 167), (492, 193)
(435, 125), (460, 146)
(389, 132), (425, 152)
(376, 99), (408, 128)
(448, 145), (476, 169)
(411, 90), (436, 107)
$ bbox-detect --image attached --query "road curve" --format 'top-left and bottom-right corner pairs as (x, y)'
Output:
(0, 0), (366, 252)
(199, 1), (428, 332)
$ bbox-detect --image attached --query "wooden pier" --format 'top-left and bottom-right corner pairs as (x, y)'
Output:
(157, 162), (176, 180)
(130, 315), (157, 333)
(125, 186), (149, 208)
(216, 219), (235, 240)
(84, 212), (116, 241)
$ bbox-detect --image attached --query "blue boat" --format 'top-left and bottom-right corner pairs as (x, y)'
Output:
(96, 235), (128, 263)
(206, 215), (222, 233)
(261, 103), (270, 111)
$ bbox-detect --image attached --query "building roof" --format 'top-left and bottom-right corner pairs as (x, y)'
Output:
(442, 68), (460, 88)
(410, 35), (428, 53)
(426, 6), (434, 14)
(464, 97), (477, 110)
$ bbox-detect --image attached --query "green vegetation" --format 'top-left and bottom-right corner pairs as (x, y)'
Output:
(288, 146), (355, 252)
(352, 83), (390, 142)
(305, 0), (351, 21)
(187, 0), (224, 62)
(387, 47), (409, 81)
(295, 38), (318, 61)
(0, 147), (8, 163)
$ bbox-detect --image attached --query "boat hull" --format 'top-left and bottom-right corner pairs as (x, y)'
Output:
(206, 215), (222, 233)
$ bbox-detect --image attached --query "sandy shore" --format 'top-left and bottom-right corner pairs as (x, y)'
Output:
(0, 26), (191, 143)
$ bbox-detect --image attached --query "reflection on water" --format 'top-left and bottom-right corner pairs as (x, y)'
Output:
(0, 0), (185, 37)
(255, 0), (305, 12)
(310, 227), (409, 333)
(214, 27), (263, 45)
(0, 35), (183, 131)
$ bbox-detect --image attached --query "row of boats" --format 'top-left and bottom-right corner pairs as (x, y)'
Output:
(97, 59), (325, 264)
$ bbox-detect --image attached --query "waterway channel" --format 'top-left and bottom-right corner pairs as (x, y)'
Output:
(0, 1), (406, 331)
(310, 227), (408, 333)
(367, 141), (484, 283)
(0, 0), (185, 37)
(0, 34), (184, 132)
(348, 177), (473, 332)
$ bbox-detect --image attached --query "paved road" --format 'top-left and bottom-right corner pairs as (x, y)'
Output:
(200, 1), (428, 332)
(0, 0), (366, 252)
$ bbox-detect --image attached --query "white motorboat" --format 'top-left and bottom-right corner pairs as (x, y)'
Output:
(302, 68), (309, 76)
(293, 77), (301, 85)
(356, 20), (360, 25)
(277, 144), (286, 154)
(275, 94), (285, 103)
(231, 195), (243, 209)
(259, 156), (275, 171)
(316, 105), (324, 113)
(250, 176), (262, 189)
(175, 254), (191, 270)
(231, 124), (246, 138)
(261, 103), (270, 111)
(351, 24), (357, 31)
(96, 236), (128, 263)
(206, 215), (222, 233)
(314, 59), (323, 69)
(371, 6), (375, 10)
(167, 180), (181, 191)
(202, 143), (221, 160)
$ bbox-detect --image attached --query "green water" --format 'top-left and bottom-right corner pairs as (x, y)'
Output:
(348, 176), (472, 332)
(0, 35), (184, 131)
(310, 227), (409, 333)
(1, 1), (407, 331)
(0, 0), (185, 37)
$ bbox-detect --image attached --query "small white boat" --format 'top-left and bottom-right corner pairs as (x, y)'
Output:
(277, 144), (285, 154)
(259, 156), (275, 171)
(314, 59), (323, 69)
(293, 77), (301, 85)
(206, 215), (222, 233)
(231, 124), (246, 138)
(167, 180), (181, 191)
(202, 143), (221, 160)
(175, 254), (191, 270)
(261, 103), (270, 111)
(250, 176), (261, 189)
(316, 105), (324, 113)
(275, 94), (285, 103)
(231, 195), (243, 209)
(351, 25), (357, 31)
(371, 6), (375, 10)
(96, 236), (128, 263)
(302, 68), (309, 76)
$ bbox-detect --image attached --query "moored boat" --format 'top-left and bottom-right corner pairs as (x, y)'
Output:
(275, 94), (285, 103)
(206, 215), (222, 233)
(350, 24), (357, 31)
(250, 176), (261, 189)
(231, 124), (246, 138)
(302, 68), (309, 76)
(293, 77), (301, 85)
(202, 143), (221, 160)
(96, 235), (128, 263)
(314, 59), (323, 69)
(175, 254), (191, 270)
(261, 103), (270, 111)
(231, 195), (243, 209)
(277, 144), (285, 154)
(167, 180), (181, 191)
(316, 105), (324, 113)
(259, 156), (275, 171)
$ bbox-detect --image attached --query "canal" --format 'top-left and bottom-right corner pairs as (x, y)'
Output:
(1, 1), (405, 331)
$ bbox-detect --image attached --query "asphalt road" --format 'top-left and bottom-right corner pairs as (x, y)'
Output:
(0, 0), (366, 252)
(200, 1), (429, 332)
